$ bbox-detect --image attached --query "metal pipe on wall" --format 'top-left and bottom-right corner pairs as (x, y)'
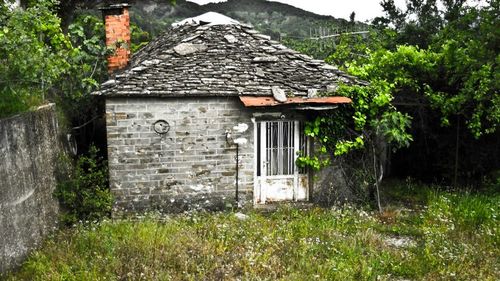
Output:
(235, 143), (239, 203)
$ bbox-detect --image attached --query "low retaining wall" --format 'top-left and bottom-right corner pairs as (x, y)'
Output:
(0, 104), (61, 273)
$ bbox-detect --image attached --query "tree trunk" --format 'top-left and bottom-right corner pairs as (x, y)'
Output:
(453, 115), (460, 187)
(372, 142), (383, 213)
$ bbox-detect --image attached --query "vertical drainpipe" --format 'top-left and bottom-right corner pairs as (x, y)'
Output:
(235, 143), (239, 204)
(227, 126), (248, 207)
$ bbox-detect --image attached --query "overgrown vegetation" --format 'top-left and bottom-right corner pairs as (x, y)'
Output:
(0, 1), (149, 148)
(6, 182), (499, 280)
(0, 1), (73, 118)
(54, 145), (112, 225)
(296, 0), (499, 201)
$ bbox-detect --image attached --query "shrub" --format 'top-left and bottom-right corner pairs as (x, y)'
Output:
(54, 145), (112, 225)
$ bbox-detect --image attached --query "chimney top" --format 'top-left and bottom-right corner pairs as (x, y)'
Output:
(99, 3), (130, 10)
(101, 3), (131, 74)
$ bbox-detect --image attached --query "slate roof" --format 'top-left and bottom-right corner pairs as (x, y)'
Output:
(93, 13), (365, 98)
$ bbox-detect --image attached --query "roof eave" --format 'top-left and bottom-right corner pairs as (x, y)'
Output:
(239, 96), (352, 107)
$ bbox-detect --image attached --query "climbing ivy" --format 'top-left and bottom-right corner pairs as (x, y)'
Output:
(295, 64), (413, 212)
(297, 79), (413, 171)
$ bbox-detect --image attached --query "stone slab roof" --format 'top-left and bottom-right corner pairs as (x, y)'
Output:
(93, 13), (366, 98)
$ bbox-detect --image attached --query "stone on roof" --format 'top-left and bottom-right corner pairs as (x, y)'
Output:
(172, 12), (240, 27)
(93, 12), (366, 98)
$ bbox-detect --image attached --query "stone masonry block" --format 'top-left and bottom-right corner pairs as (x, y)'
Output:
(107, 97), (254, 214)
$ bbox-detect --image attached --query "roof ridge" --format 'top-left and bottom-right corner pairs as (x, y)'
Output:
(93, 20), (366, 98)
(172, 11), (243, 28)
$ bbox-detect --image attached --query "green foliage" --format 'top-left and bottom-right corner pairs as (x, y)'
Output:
(372, 111), (413, 148)
(7, 185), (499, 280)
(0, 3), (151, 124)
(295, 108), (353, 171)
(374, 0), (444, 48)
(296, 36), (416, 174)
(296, 154), (329, 171)
(342, 41), (498, 139)
(429, 8), (500, 138)
(295, 78), (413, 173)
(0, 1), (73, 117)
(0, 2), (155, 110)
(130, 22), (151, 52)
(359, 1), (499, 139)
(0, 1), (113, 124)
(61, 11), (152, 126)
(49, 12), (109, 127)
(326, 1), (498, 184)
(337, 81), (412, 151)
(54, 145), (112, 225)
(282, 37), (337, 60)
(334, 137), (365, 156)
(325, 31), (391, 69)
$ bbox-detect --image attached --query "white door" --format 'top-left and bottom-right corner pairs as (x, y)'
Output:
(255, 120), (309, 204)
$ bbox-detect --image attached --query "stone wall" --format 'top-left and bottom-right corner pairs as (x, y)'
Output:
(105, 97), (254, 214)
(312, 162), (354, 206)
(0, 104), (61, 273)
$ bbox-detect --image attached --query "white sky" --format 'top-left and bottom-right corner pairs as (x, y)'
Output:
(188, 0), (487, 22)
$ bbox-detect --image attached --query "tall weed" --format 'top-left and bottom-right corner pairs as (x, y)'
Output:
(54, 145), (112, 225)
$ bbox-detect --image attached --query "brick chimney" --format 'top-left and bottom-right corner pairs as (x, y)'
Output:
(100, 3), (131, 73)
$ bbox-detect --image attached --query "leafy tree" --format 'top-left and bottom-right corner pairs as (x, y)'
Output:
(53, 12), (109, 141)
(0, 0), (73, 117)
(0, 1), (151, 145)
(374, 0), (443, 48)
(355, 3), (499, 139)
(322, 0), (498, 189)
(325, 31), (389, 69)
(429, 3), (499, 138)
(349, 11), (355, 24)
(302, 0), (498, 208)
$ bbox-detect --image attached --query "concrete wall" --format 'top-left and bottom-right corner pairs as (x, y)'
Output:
(0, 104), (61, 273)
(105, 97), (254, 214)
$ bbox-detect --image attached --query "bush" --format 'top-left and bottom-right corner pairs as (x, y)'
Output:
(54, 145), (112, 225)
(0, 1), (73, 118)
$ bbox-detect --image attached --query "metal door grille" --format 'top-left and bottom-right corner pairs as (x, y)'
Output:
(257, 120), (308, 177)
(265, 121), (295, 176)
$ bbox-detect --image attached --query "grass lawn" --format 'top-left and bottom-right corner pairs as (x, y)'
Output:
(5, 182), (500, 280)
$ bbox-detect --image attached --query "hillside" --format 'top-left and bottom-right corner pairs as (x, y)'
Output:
(130, 0), (367, 41)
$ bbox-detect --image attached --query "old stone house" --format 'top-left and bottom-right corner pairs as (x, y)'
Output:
(93, 5), (364, 214)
